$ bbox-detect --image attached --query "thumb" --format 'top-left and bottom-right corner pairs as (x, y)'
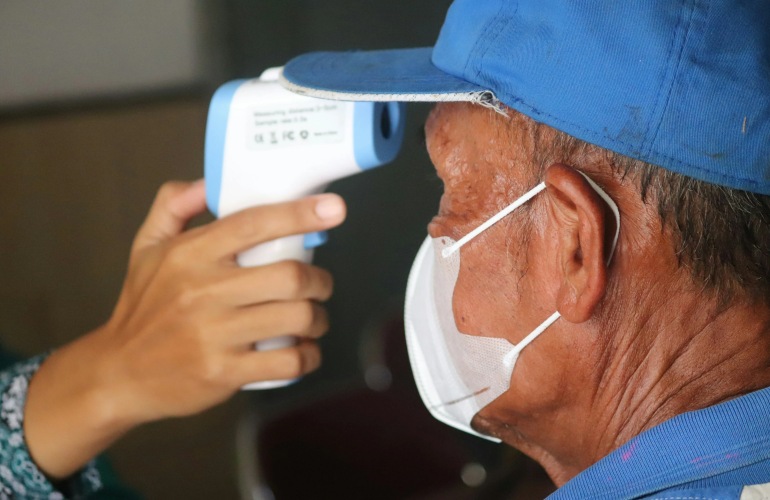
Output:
(132, 179), (207, 255)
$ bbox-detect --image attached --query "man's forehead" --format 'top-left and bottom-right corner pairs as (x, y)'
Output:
(427, 104), (501, 160)
(426, 103), (538, 176)
(425, 102), (541, 218)
(426, 104), (496, 172)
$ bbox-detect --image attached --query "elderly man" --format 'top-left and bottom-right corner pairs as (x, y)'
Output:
(280, 0), (770, 498)
(4, 0), (766, 498)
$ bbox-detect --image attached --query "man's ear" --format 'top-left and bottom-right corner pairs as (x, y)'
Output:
(543, 164), (611, 323)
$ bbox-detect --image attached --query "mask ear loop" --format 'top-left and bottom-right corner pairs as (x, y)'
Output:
(440, 172), (621, 364)
(502, 311), (562, 367)
(578, 172), (621, 262)
(504, 174), (620, 365)
(442, 182), (547, 258)
(443, 174), (619, 259)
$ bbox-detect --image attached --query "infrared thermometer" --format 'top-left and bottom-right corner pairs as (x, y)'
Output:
(204, 67), (406, 389)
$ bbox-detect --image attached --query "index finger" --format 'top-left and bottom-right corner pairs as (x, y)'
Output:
(191, 193), (346, 259)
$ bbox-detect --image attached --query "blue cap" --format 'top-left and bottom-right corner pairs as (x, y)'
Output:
(281, 0), (770, 195)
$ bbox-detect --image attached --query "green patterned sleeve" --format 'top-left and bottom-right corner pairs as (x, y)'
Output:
(0, 354), (103, 499)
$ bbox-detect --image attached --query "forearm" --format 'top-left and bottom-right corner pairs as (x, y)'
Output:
(24, 328), (136, 480)
(0, 354), (104, 497)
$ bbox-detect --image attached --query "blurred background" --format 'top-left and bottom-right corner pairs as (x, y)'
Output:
(0, 1), (552, 498)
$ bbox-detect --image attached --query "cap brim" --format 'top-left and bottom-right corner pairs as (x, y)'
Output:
(280, 47), (493, 103)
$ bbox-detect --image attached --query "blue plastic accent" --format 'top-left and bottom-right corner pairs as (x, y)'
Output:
(353, 101), (406, 170)
(204, 79), (248, 217)
(303, 231), (328, 249)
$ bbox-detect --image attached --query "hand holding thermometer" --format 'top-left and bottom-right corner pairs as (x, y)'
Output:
(204, 67), (405, 389)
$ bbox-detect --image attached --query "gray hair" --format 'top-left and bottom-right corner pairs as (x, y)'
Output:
(531, 117), (770, 305)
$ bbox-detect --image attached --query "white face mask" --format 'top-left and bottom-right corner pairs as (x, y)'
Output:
(404, 176), (620, 441)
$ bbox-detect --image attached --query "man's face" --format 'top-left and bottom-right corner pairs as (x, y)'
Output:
(424, 102), (573, 439)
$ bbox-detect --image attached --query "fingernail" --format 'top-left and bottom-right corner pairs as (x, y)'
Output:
(314, 195), (344, 220)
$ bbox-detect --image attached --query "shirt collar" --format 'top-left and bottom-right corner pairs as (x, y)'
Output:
(550, 386), (770, 499)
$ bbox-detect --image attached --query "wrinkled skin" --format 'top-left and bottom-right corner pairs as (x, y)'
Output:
(427, 104), (542, 342)
(424, 102), (770, 485)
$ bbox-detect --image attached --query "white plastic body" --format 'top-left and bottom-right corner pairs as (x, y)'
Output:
(218, 71), (360, 266)
(217, 69), (362, 390)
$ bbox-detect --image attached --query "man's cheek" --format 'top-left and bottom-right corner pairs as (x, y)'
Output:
(453, 260), (512, 338)
(452, 263), (485, 336)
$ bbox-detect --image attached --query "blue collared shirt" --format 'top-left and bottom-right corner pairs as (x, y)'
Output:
(550, 386), (770, 499)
